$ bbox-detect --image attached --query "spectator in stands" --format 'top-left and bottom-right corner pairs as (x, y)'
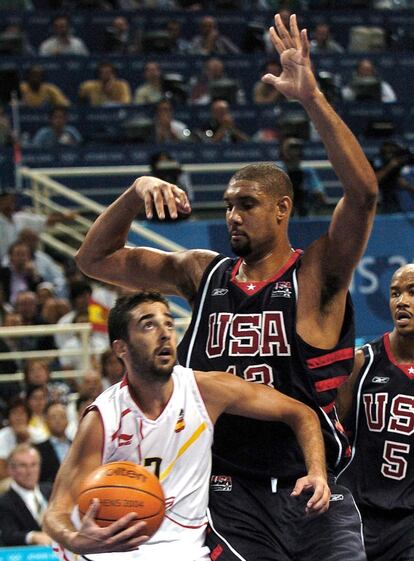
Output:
(0, 242), (43, 306)
(24, 359), (71, 404)
(19, 65), (70, 108)
(189, 15), (240, 55)
(253, 60), (284, 104)
(77, 368), (104, 401)
(0, 444), (52, 546)
(26, 384), (49, 444)
(36, 283), (55, 307)
(0, 398), (34, 482)
(154, 99), (193, 143)
(59, 311), (108, 371)
(166, 19), (191, 54)
(0, 189), (76, 261)
(100, 348), (124, 389)
(31, 107), (82, 149)
(372, 140), (414, 213)
(190, 57), (245, 106)
(79, 61), (131, 106)
(39, 14), (89, 56)
(41, 296), (71, 325)
(12, 290), (55, 356)
(279, 136), (328, 216)
(342, 58), (397, 103)
(54, 279), (92, 349)
(199, 99), (249, 144)
(102, 15), (140, 54)
(310, 22), (344, 54)
(0, 23), (35, 55)
(134, 60), (164, 105)
(35, 402), (71, 483)
(0, 105), (12, 146)
(0, 312), (24, 379)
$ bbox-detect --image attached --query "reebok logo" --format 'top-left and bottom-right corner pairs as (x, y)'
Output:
(372, 376), (390, 384)
(329, 494), (344, 502)
(212, 288), (228, 296)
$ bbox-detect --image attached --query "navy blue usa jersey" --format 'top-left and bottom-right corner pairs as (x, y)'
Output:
(178, 252), (355, 479)
(339, 334), (414, 511)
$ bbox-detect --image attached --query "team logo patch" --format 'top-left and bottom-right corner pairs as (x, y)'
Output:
(329, 494), (344, 502)
(210, 475), (232, 492)
(212, 288), (228, 296)
(271, 281), (292, 298)
(174, 409), (185, 433)
(372, 376), (390, 384)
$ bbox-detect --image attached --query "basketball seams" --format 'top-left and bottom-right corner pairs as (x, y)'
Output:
(78, 484), (165, 502)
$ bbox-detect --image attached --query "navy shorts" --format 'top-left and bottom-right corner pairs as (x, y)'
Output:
(207, 474), (366, 561)
(361, 506), (414, 561)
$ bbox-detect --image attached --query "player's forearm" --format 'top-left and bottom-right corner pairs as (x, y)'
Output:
(302, 90), (378, 204)
(76, 184), (142, 274)
(289, 406), (327, 477)
(43, 508), (78, 551)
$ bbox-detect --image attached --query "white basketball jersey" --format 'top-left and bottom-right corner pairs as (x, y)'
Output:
(53, 365), (213, 561)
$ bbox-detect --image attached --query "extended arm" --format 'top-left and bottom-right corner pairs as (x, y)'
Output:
(43, 410), (148, 554)
(263, 14), (378, 289)
(76, 177), (217, 298)
(197, 371), (330, 513)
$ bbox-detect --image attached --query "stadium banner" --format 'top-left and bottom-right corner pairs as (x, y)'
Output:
(0, 546), (58, 561)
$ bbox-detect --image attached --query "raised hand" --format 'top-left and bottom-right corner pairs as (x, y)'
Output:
(133, 176), (191, 220)
(262, 13), (319, 105)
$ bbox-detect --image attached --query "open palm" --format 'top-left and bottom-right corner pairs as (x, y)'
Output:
(262, 14), (318, 103)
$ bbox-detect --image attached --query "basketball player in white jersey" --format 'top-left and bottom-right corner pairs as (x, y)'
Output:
(43, 292), (330, 561)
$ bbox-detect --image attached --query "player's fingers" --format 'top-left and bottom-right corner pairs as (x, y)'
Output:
(268, 26), (284, 55)
(289, 14), (301, 49)
(301, 28), (310, 58)
(306, 485), (331, 514)
(274, 13), (295, 49)
(143, 192), (155, 220)
(105, 513), (141, 537)
(161, 183), (179, 219)
(173, 187), (191, 213)
(83, 498), (100, 521)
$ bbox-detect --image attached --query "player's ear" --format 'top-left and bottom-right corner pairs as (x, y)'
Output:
(276, 195), (292, 222)
(112, 339), (127, 358)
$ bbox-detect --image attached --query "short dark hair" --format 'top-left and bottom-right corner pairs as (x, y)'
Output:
(108, 292), (170, 345)
(7, 396), (30, 419)
(69, 280), (92, 302)
(230, 162), (293, 199)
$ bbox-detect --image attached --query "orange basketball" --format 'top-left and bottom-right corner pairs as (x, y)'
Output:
(77, 461), (165, 537)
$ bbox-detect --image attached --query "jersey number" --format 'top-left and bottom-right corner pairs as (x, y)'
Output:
(381, 440), (410, 480)
(144, 457), (162, 479)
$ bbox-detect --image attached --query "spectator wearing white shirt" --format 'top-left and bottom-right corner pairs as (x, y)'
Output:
(0, 190), (76, 261)
(39, 15), (89, 57)
(0, 398), (36, 483)
(342, 58), (397, 103)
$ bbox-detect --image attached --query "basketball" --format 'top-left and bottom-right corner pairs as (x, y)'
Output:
(77, 461), (165, 537)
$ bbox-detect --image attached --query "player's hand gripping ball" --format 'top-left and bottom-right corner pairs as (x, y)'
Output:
(77, 461), (165, 537)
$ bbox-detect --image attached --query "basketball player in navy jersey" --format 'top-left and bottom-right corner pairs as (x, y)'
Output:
(76, 14), (378, 561)
(337, 264), (414, 561)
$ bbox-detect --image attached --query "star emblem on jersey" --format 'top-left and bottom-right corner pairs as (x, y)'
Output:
(409, 367), (414, 375)
(174, 409), (185, 433)
(247, 283), (256, 291)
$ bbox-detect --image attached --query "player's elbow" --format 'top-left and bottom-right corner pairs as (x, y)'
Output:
(75, 244), (97, 277)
